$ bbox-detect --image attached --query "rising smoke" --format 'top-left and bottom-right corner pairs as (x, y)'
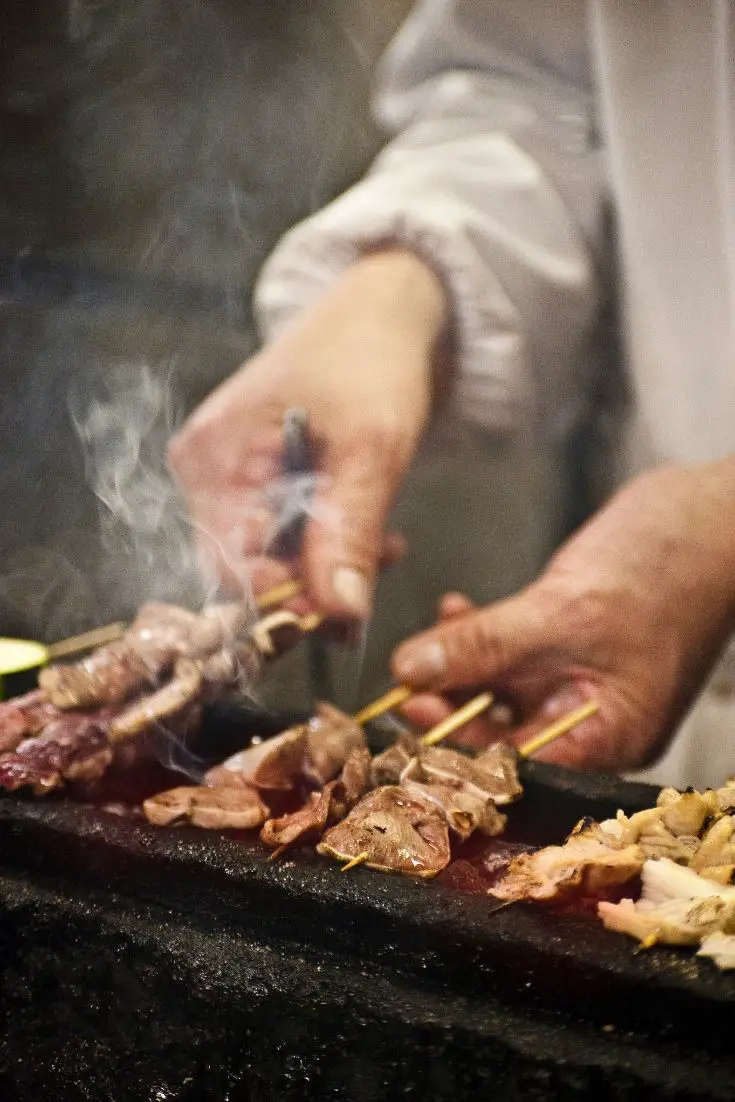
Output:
(0, 0), (408, 645)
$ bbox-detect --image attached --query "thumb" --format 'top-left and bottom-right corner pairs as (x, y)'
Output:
(303, 443), (396, 619)
(391, 589), (551, 692)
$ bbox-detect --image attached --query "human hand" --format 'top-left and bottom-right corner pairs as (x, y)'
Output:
(393, 461), (735, 771)
(168, 248), (447, 619)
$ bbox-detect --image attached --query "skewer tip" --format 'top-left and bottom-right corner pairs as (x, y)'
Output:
(340, 851), (369, 873)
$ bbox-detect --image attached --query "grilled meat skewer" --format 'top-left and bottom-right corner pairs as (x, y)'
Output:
(0, 606), (318, 795)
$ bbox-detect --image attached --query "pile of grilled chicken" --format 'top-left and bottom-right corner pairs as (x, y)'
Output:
(0, 601), (313, 795)
(491, 781), (735, 970)
(144, 707), (523, 878)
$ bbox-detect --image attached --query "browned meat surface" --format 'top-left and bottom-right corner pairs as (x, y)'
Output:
(339, 746), (372, 805)
(37, 601), (292, 712)
(0, 717), (112, 794)
(0, 690), (60, 753)
(415, 743), (522, 806)
(143, 784), (268, 829)
(260, 785), (336, 849)
(109, 658), (203, 742)
(490, 828), (644, 903)
(204, 726), (307, 791)
(39, 603), (211, 709)
(369, 734), (418, 787)
(317, 786), (451, 879)
(402, 780), (506, 841)
(260, 746), (372, 851)
(303, 702), (366, 785)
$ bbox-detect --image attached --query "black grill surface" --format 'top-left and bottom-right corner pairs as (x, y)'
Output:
(0, 747), (734, 1101)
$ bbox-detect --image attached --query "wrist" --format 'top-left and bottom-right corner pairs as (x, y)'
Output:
(340, 247), (449, 348)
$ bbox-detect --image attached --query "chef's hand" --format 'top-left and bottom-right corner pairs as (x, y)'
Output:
(168, 248), (447, 618)
(393, 460), (735, 772)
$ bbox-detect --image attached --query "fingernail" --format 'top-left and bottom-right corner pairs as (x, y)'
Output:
(393, 640), (447, 686)
(331, 566), (371, 618)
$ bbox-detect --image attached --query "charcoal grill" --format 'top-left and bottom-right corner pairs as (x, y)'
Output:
(0, 711), (733, 1102)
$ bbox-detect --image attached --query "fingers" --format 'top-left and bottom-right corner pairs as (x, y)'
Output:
(438, 592), (475, 620)
(302, 441), (398, 620)
(510, 687), (659, 773)
(392, 587), (552, 693)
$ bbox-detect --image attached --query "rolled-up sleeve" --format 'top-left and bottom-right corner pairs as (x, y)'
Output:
(254, 0), (606, 435)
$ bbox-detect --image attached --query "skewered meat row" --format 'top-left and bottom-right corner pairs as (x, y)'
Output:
(143, 708), (524, 879)
(0, 604), (318, 795)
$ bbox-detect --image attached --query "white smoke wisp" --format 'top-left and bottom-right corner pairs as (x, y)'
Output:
(70, 362), (189, 597)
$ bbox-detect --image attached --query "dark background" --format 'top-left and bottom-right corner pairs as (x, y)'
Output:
(0, 0), (411, 641)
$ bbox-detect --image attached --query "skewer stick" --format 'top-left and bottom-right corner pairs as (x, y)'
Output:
(518, 701), (600, 759)
(255, 579), (304, 611)
(47, 622), (128, 660)
(421, 692), (494, 747)
(353, 685), (413, 726)
(341, 851), (369, 873)
(47, 581), (307, 662)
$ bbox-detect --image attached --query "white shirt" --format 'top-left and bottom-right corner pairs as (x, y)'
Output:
(254, 1), (735, 787)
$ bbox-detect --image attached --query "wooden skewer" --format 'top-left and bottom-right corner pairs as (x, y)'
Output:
(517, 701), (600, 759)
(255, 578), (304, 611)
(46, 622), (128, 660)
(353, 685), (413, 726)
(341, 851), (369, 873)
(421, 692), (494, 747)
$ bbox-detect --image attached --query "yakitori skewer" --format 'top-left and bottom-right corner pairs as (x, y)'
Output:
(41, 579), (308, 664)
(353, 685), (413, 726)
(517, 701), (600, 759)
(420, 693), (494, 747)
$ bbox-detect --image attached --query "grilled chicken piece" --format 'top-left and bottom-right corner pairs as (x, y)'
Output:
(698, 931), (735, 969)
(490, 825), (644, 903)
(414, 743), (522, 806)
(205, 726), (307, 791)
(317, 786), (451, 879)
(143, 784), (268, 829)
(402, 780), (506, 841)
(598, 858), (735, 947)
(689, 816), (735, 881)
(303, 702), (366, 786)
(260, 746), (372, 851)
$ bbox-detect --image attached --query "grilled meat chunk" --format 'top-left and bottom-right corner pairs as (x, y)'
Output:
(413, 743), (522, 806)
(317, 785), (451, 879)
(303, 702), (366, 786)
(598, 858), (735, 947)
(0, 717), (112, 794)
(205, 726), (307, 791)
(143, 784), (268, 829)
(260, 746), (372, 851)
(402, 780), (506, 841)
(490, 823), (644, 903)
(0, 690), (60, 753)
(369, 734), (419, 787)
(698, 931), (735, 969)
